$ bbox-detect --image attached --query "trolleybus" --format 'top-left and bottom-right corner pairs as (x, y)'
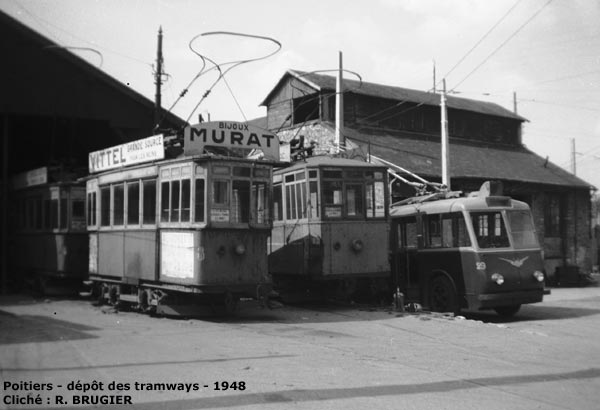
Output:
(389, 181), (545, 316)
(86, 122), (280, 314)
(269, 155), (390, 301)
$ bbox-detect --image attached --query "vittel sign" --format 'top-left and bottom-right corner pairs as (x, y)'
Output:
(88, 134), (165, 173)
(184, 121), (280, 161)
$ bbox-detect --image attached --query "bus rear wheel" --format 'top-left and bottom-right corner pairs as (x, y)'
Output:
(430, 276), (459, 315)
(494, 305), (521, 317)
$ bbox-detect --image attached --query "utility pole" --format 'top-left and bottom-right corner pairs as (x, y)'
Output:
(571, 138), (576, 175)
(513, 91), (518, 115)
(432, 60), (436, 93)
(335, 51), (344, 153)
(154, 26), (164, 129)
(440, 79), (450, 190)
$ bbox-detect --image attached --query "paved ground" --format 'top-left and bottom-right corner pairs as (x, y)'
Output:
(1, 285), (599, 410)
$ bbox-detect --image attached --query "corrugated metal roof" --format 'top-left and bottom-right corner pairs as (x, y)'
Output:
(342, 126), (593, 189)
(261, 69), (527, 122)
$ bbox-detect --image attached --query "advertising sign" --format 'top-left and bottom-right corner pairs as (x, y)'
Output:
(88, 134), (164, 173)
(184, 121), (280, 161)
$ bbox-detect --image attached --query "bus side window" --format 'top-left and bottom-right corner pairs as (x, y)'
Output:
(427, 215), (442, 248)
(455, 214), (471, 247)
(405, 219), (418, 249)
(442, 215), (453, 247)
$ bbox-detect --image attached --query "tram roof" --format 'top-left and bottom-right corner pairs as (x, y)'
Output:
(274, 155), (388, 173)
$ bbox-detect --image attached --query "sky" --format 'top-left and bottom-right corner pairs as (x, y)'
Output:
(2, 0), (599, 191)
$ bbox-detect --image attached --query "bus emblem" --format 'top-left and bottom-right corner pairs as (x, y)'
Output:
(499, 256), (529, 267)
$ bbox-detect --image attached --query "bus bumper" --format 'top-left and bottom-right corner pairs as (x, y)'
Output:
(472, 289), (544, 310)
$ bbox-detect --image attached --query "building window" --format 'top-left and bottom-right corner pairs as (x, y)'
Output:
(292, 94), (319, 124)
(544, 193), (562, 237)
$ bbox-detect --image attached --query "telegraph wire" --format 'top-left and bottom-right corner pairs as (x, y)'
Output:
(440, 0), (524, 87)
(450, 0), (555, 93)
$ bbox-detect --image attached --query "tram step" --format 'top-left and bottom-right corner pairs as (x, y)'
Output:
(119, 294), (139, 303)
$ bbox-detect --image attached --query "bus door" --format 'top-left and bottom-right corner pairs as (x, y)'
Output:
(391, 216), (421, 303)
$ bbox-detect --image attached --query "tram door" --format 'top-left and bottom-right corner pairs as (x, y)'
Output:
(391, 216), (422, 303)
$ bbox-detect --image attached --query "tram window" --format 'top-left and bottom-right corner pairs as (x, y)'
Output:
(366, 181), (385, 218)
(50, 199), (58, 229)
(471, 212), (509, 248)
(273, 184), (283, 221)
(161, 181), (170, 222)
(72, 200), (85, 219)
(346, 184), (364, 217)
(252, 181), (268, 224)
(309, 181), (319, 218)
(232, 180), (250, 223)
(181, 179), (191, 222)
(44, 199), (51, 229)
(113, 184), (125, 226)
(213, 180), (229, 205)
(142, 179), (156, 224)
(233, 167), (251, 177)
(170, 180), (180, 222)
(323, 169), (343, 179)
(35, 198), (42, 230)
(60, 198), (68, 229)
(87, 192), (97, 226)
(194, 179), (205, 223)
(254, 167), (270, 178)
(127, 182), (140, 225)
(323, 181), (342, 218)
(100, 186), (110, 226)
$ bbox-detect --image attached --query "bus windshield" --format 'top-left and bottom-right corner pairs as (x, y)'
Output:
(506, 210), (539, 249)
(470, 211), (510, 249)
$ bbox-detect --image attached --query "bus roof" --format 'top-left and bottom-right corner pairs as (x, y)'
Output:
(390, 195), (530, 217)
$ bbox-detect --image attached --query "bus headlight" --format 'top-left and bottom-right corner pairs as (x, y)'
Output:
(491, 273), (504, 285)
(234, 244), (246, 255)
(351, 239), (364, 253)
(533, 270), (545, 282)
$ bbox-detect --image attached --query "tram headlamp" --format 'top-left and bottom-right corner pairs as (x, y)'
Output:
(351, 239), (364, 253)
(234, 244), (246, 255)
(533, 270), (545, 282)
(491, 273), (504, 285)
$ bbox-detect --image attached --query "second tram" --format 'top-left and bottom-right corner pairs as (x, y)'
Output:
(269, 156), (390, 300)
(389, 181), (546, 316)
(9, 166), (88, 294)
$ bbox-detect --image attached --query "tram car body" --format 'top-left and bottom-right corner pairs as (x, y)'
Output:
(269, 156), (390, 299)
(86, 125), (278, 314)
(389, 181), (546, 316)
(9, 167), (88, 294)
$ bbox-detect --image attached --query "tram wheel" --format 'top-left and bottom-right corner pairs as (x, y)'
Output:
(430, 275), (459, 315)
(223, 292), (239, 316)
(494, 305), (521, 317)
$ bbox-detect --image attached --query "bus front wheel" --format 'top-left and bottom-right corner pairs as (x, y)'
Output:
(494, 305), (521, 317)
(430, 275), (459, 315)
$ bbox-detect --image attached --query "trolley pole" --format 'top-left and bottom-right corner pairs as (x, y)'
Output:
(335, 51), (344, 153)
(441, 79), (450, 190)
(154, 26), (164, 129)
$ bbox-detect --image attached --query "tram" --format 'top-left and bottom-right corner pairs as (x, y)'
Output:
(269, 155), (390, 301)
(9, 166), (88, 294)
(86, 122), (280, 314)
(389, 181), (546, 316)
